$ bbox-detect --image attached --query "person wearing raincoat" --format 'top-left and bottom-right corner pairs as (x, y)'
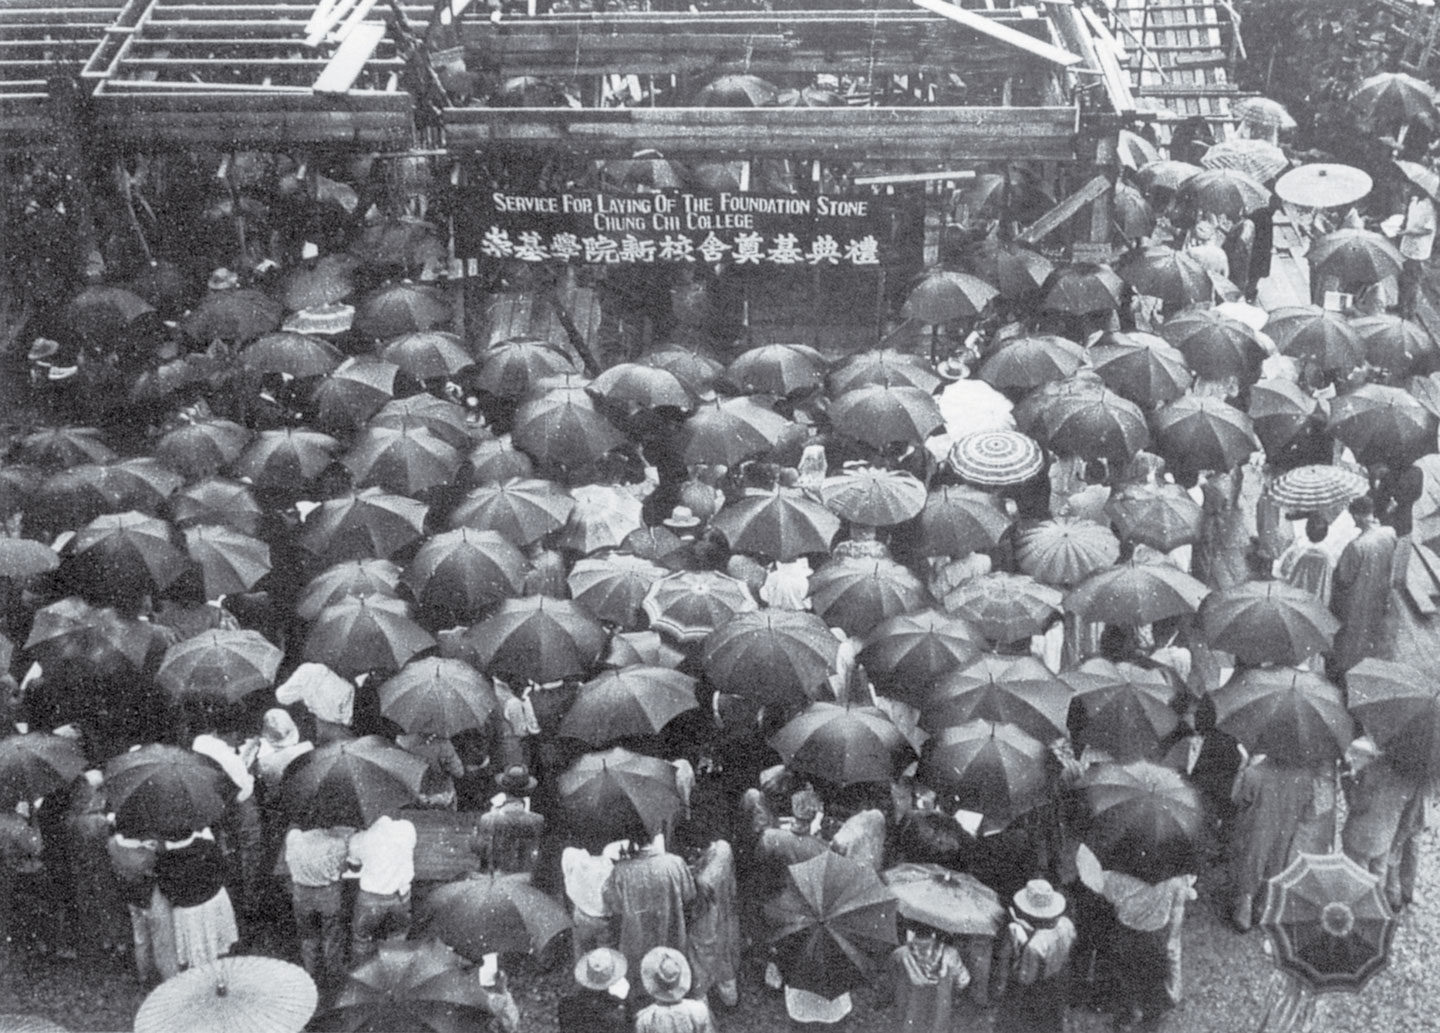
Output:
(1329, 496), (1398, 675)
(879, 924), (971, 1033)
(993, 879), (1075, 1033)
(1341, 737), (1427, 911)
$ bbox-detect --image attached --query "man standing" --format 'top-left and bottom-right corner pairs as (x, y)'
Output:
(345, 813), (416, 961)
(283, 825), (351, 987)
(602, 835), (696, 973)
(1397, 181), (1437, 320)
(1329, 496), (1398, 676)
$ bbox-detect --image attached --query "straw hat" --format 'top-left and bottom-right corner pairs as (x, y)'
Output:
(27, 338), (59, 362)
(662, 505), (702, 530)
(207, 268), (240, 291)
(494, 764), (537, 795)
(936, 355), (970, 381)
(640, 946), (692, 1004)
(1013, 878), (1067, 921)
(574, 948), (627, 992)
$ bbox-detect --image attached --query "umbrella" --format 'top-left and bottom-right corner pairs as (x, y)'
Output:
(621, 525), (689, 570)
(65, 511), (188, 598)
(1347, 658), (1440, 781)
(476, 338), (580, 400)
(1234, 97), (1297, 132)
(449, 478), (573, 547)
(858, 609), (983, 700)
(820, 468), (927, 528)
(355, 283), (451, 339)
(1178, 168), (1271, 218)
(378, 657), (496, 737)
(1105, 483), (1204, 551)
(600, 151), (689, 192)
(979, 335), (1085, 390)
(1087, 331), (1192, 407)
(1211, 666), (1353, 765)
(764, 852), (898, 998)
(725, 343), (827, 397)
(1117, 246), (1214, 312)
(103, 744), (231, 837)
(1065, 560), (1209, 626)
(1041, 263), (1126, 314)
(297, 559), (404, 620)
(303, 596), (436, 678)
(0, 733), (86, 809)
(923, 653), (1071, 742)
(588, 363), (693, 413)
(695, 73), (780, 106)
(916, 484), (1012, 557)
(1396, 158), (1440, 200)
(1034, 389), (1149, 464)
(558, 483), (645, 555)
(1016, 517), (1120, 586)
(1134, 160), (1202, 195)
(1350, 71), (1440, 128)
(1264, 306), (1363, 373)
(457, 596), (606, 683)
(830, 384), (945, 448)
(808, 558), (929, 638)
(371, 394), (473, 449)
(902, 270), (998, 324)
(182, 524), (270, 599)
(381, 331), (474, 382)
(1061, 658), (1181, 760)
(0, 538), (58, 581)
(1115, 128), (1160, 170)
(957, 239), (1054, 299)
(1350, 314), (1436, 374)
(1266, 465), (1368, 514)
(240, 332), (342, 378)
(423, 875), (571, 960)
(233, 429), (341, 493)
(702, 609), (838, 706)
(710, 488), (841, 562)
(558, 665), (698, 745)
(566, 553), (668, 629)
(343, 426), (462, 497)
(0, 465), (42, 520)
(300, 489), (429, 563)
(63, 285), (157, 346)
(280, 253), (359, 312)
(1201, 581), (1340, 665)
(882, 864), (1003, 937)
(771, 701), (914, 787)
(642, 570), (757, 642)
(183, 287), (283, 343)
(461, 437), (535, 487)
(946, 430), (1045, 488)
(681, 395), (792, 466)
(33, 459), (183, 528)
(1307, 229), (1404, 285)
(1151, 394), (1260, 473)
(312, 358), (400, 430)
(1274, 164), (1373, 209)
(1261, 852), (1397, 994)
(134, 956), (316, 1033)
(157, 419), (251, 480)
(18, 427), (115, 470)
(512, 386), (627, 470)
(1327, 384), (1437, 466)
(323, 939), (495, 1033)
(1112, 180), (1157, 241)
(280, 736), (426, 828)
(1158, 307), (1265, 381)
(941, 572), (1061, 643)
(1249, 378), (1324, 454)
(919, 720), (1049, 830)
(1200, 139), (1289, 183)
(828, 350), (940, 394)
(639, 346), (724, 394)
(406, 529), (525, 622)
(25, 596), (150, 674)
(1081, 760), (1204, 881)
(558, 747), (684, 843)
(351, 217), (447, 269)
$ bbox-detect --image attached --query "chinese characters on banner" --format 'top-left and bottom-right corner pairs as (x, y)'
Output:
(456, 188), (895, 268)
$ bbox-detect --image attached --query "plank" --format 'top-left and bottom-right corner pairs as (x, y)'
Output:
(313, 21), (388, 93)
(1017, 173), (1112, 243)
(911, 0), (1083, 66)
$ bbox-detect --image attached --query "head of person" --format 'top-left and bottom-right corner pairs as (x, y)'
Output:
(1306, 513), (1330, 544)
(261, 708), (301, 749)
(1013, 878), (1067, 927)
(640, 947), (692, 1004)
(1350, 495), (1376, 527)
(494, 764), (537, 798)
(575, 947), (628, 1000)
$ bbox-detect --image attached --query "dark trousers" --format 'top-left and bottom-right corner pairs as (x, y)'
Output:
(292, 882), (347, 986)
(351, 888), (410, 962)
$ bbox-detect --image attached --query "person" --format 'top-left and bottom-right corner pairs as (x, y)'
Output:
(1341, 737), (1427, 910)
(1193, 466), (1251, 591)
(479, 960), (522, 1033)
(1275, 514), (1337, 606)
(636, 947), (717, 1033)
(190, 724), (264, 922)
(473, 765), (544, 874)
(493, 679), (540, 771)
(345, 813), (417, 961)
(562, 842), (616, 961)
(759, 557), (812, 609)
(153, 827), (240, 971)
(1103, 870), (1198, 1029)
(557, 947), (633, 1033)
(283, 825), (351, 987)
(106, 828), (178, 983)
(1397, 182), (1437, 319)
(276, 663), (355, 744)
(601, 833), (696, 972)
(686, 839), (741, 1009)
(880, 925), (970, 1033)
(1329, 496), (1398, 674)
(993, 879), (1076, 1033)
(398, 730), (465, 809)
(253, 708), (314, 794)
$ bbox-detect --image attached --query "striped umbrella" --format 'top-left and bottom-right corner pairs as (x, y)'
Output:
(1200, 139), (1290, 184)
(947, 430), (1045, 488)
(1266, 465), (1369, 514)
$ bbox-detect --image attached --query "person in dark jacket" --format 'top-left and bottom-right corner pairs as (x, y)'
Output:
(557, 947), (633, 1033)
(153, 827), (239, 970)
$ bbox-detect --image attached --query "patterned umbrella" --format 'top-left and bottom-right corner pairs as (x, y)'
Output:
(642, 570), (758, 642)
(941, 572), (1062, 642)
(1016, 517), (1120, 586)
(946, 430), (1045, 487)
(1266, 465), (1369, 513)
(1261, 853), (1397, 993)
(134, 956), (316, 1033)
(1211, 666), (1354, 765)
(820, 467), (927, 527)
(1200, 139), (1289, 184)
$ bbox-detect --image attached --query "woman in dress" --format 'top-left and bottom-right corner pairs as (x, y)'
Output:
(153, 826), (239, 971)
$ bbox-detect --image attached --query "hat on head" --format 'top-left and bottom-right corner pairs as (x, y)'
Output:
(640, 946), (692, 1003)
(1014, 878), (1067, 921)
(936, 355), (969, 381)
(28, 338), (59, 362)
(662, 505), (702, 530)
(495, 764), (537, 795)
(208, 268), (240, 291)
(574, 947), (627, 992)
(790, 787), (822, 823)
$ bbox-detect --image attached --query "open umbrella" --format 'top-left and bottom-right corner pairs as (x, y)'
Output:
(1087, 331), (1192, 407)
(558, 483), (645, 556)
(1201, 581), (1339, 665)
(979, 335), (1085, 391)
(381, 331), (474, 382)
(171, 478), (262, 536)
(1351, 314), (1436, 374)
(923, 653), (1071, 742)
(621, 526), (689, 570)
(134, 956), (316, 1033)
(312, 358), (400, 430)
(1249, 378), (1326, 455)
(374, 393), (475, 450)
(378, 657), (496, 738)
(770, 701), (914, 786)
(1347, 658), (1440, 781)
(1234, 97), (1297, 134)
(1065, 560), (1209, 626)
(1351, 71), (1440, 128)
(103, 744), (231, 837)
(558, 665), (698, 746)
(25, 596), (150, 675)
(589, 363), (693, 414)
(1033, 389), (1149, 464)
(942, 572), (1062, 642)
(1327, 384), (1437, 466)
(0, 733), (86, 810)
(702, 610), (838, 707)
(1211, 666), (1353, 766)
(301, 489), (429, 563)
(1159, 307), (1265, 382)
(882, 864), (1003, 937)
(182, 523), (270, 599)
(1200, 139), (1289, 184)
(323, 939), (494, 1033)
(1396, 158), (1440, 201)
(157, 628), (282, 703)
(902, 270), (998, 323)
(1264, 306), (1363, 373)
(694, 73), (780, 106)
(233, 428), (341, 493)
(558, 747), (684, 844)
(1151, 394), (1259, 473)
(0, 538), (58, 581)
(280, 736), (426, 829)
(65, 511), (188, 600)
(1061, 659), (1180, 760)
(450, 478), (573, 547)
(639, 346), (725, 394)
(280, 252), (358, 312)
(405, 529), (524, 623)
(157, 419), (251, 481)
(18, 427), (116, 470)
(725, 344), (827, 397)
(183, 287), (283, 343)
(512, 385), (627, 471)
(821, 468), (927, 527)
(567, 553), (667, 629)
(1081, 760), (1204, 881)
(1105, 484), (1205, 552)
(355, 282), (451, 339)
(462, 437), (535, 487)
(457, 596), (606, 683)
(34, 459), (183, 528)
(1178, 168), (1270, 218)
(830, 385), (945, 448)
(297, 558), (403, 620)
(1261, 852), (1397, 993)
(1111, 180), (1156, 241)
(858, 609), (983, 700)
(1266, 464), (1369, 514)
(477, 338), (581, 400)
(959, 238), (1055, 300)
(304, 596), (436, 678)
(1116, 246), (1214, 311)
(808, 558), (928, 638)
(919, 720), (1049, 830)
(1015, 517), (1119, 587)
(916, 484), (1012, 557)
(1274, 164), (1373, 208)
(1134, 160), (1202, 196)
(710, 488), (840, 562)
(1042, 263), (1125, 315)
(828, 350), (940, 395)
(64, 285), (157, 346)
(680, 395), (792, 466)
(764, 851), (898, 998)
(241, 332), (342, 379)
(946, 430), (1045, 488)
(424, 875), (571, 961)
(642, 570), (757, 642)
(1308, 229), (1404, 285)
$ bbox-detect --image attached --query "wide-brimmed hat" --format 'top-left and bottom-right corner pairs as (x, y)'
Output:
(936, 355), (970, 381)
(574, 947), (627, 992)
(208, 267), (240, 291)
(494, 764), (537, 795)
(662, 505), (702, 530)
(27, 337), (59, 362)
(1014, 878), (1067, 921)
(640, 946), (692, 1003)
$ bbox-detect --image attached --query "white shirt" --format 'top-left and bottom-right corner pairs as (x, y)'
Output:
(276, 663), (354, 726)
(346, 816), (416, 896)
(1401, 195), (1437, 262)
(191, 734), (253, 802)
(561, 846), (614, 917)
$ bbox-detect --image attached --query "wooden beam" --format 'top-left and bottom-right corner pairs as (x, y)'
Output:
(852, 170), (978, 185)
(910, 0), (1082, 66)
(1018, 174), (1111, 243)
(315, 22), (389, 92)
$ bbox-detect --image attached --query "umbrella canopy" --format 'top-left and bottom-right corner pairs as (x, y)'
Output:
(1267, 464), (1369, 514)
(18, 427), (116, 470)
(567, 553), (668, 629)
(979, 335), (1086, 391)
(25, 596), (150, 675)
(820, 468), (927, 527)
(558, 747), (684, 844)
(297, 558), (403, 620)
(621, 526), (689, 570)
(725, 343), (827, 397)
(324, 939), (495, 1033)
(942, 572), (1062, 643)
(919, 720), (1049, 830)
(558, 483), (645, 556)
(1151, 394), (1260, 473)
(946, 430), (1045, 488)
(1016, 517), (1121, 587)
(916, 484), (1012, 557)
(1033, 389), (1149, 464)
(770, 701), (914, 786)
(1274, 164), (1374, 209)
(695, 73), (780, 106)
(378, 657), (496, 737)
(0, 733), (87, 809)
(171, 478), (263, 535)
(901, 270), (999, 323)
(241, 332), (343, 379)
(710, 488), (840, 562)
(680, 394), (792, 466)
(858, 609), (983, 700)
(957, 238), (1054, 299)
(157, 629), (283, 703)
(355, 282), (451, 338)
(1061, 659), (1180, 760)
(462, 437), (535, 487)
(1201, 581), (1340, 665)
(1105, 483), (1205, 552)
(457, 596), (606, 683)
(65, 511), (188, 599)
(301, 489), (429, 563)
(588, 363), (693, 414)
(134, 956), (316, 1033)
(0, 538), (59, 581)
(1351, 314), (1437, 374)
(1261, 852), (1397, 994)
(923, 653), (1071, 742)
(1307, 229), (1405, 285)
(280, 252), (359, 312)
(182, 523), (271, 599)
(351, 217), (447, 269)
(1178, 168), (1271, 218)
(423, 874), (571, 960)
(183, 287), (283, 343)
(476, 338), (580, 399)
(1350, 71), (1440, 128)
(1327, 384), (1437, 466)
(1134, 160), (1202, 196)
(1081, 760), (1204, 881)
(312, 358), (400, 430)
(1200, 138), (1289, 183)
(1115, 128), (1160, 170)
(449, 478), (573, 547)
(1111, 180), (1156, 241)
(828, 350), (940, 394)
(233, 428), (341, 493)
(1087, 331), (1193, 407)
(1347, 658), (1440, 781)
(281, 736), (426, 829)
(103, 744), (231, 837)
(882, 864), (1003, 937)
(34, 459), (183, 528)
(1065, 560), (1209, 626)
(1396, 158), (1440, 201)
(1234, 96), (1297, 132)
(1265, 305), (1364, 373)
(512, 385), (628, 471)
(830, 385), (944, 448)
(702, 609), (838, 707)
(1159, 307), (1266, 382)
(764, 851), (899, 998)
(558, 665), (699, 746)
(157, 419), (252, 481)
(371, 395), (473, 450)
(1041, 263), (1125, 314)
(1116, 246), (1214, 311)
(405, 528), (524, 622)
(381, 331), (475, 382)
(1249, 378), (1325, 454)
(1211, 666), (1354, 766)
(642, 570), (757, 642)
(808, 558), (929, 638)
(304, 596), (436, 678)
(640, 346), (725, 394)
(64, 285), (158, 345)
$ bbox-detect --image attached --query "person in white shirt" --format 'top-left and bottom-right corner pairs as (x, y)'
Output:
(191, 728), (263, 921)
(1398, 184), (1437, 319)
(275, 663), (355, 744)
(345, 813), (417, 961)
(562, 844), (616, 961)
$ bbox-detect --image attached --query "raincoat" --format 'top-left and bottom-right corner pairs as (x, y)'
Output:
(883, 940), (970, 1033)
(602, 845), (696, 971)
(686, 840), (741, 1005)
(1330, 522), (1398, 672)
(1229, 756), (1336, 925)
